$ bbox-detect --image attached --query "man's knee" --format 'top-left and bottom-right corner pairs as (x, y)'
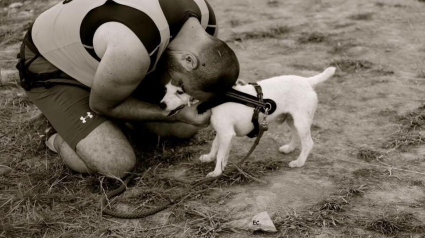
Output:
(76, 121), (136, 178)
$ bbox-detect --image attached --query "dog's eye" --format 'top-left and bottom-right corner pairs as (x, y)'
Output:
(176, 90), (184, 95)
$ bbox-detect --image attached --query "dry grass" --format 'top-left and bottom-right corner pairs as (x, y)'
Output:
(328, 41), (357, 54)
(384, 104), (425, 150)
(330, 59), (374, 74)
(352, 168), (382, 179)
(3, 0), (425, 237)
(183, 205), (233, 238)
(356, 147), (383, 162)
(228, 25), (291, 42)
(275, 185), (367, 237)
(0, 87), (287, 237)
(348, 13), (374, 21)
(366, 212), (425, 235)
(297, 32), (328, 44)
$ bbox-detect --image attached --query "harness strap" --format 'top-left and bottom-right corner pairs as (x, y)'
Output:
(247, 83), (264, 138)
(16, 28), (83, 91)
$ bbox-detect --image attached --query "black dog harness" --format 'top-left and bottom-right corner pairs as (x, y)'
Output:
(198, 83), (276, 138)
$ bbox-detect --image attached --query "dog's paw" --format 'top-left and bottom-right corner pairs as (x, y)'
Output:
(279, 145), (295, 154)
(199, 154), (215, 163)
(206, 170), (222, 178)
(289, 160), (305, 168)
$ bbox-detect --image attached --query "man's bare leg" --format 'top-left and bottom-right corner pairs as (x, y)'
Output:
(52, 121), (136, 178)
(51, 120), (198, 177)
(135, 121), (200, 139)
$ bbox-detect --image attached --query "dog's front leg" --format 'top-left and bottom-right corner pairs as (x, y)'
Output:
(199, 134), (219, 163)
(206, 133), (235, 178)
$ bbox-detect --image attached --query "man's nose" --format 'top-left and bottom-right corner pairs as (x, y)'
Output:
(159, 102), (167, 110)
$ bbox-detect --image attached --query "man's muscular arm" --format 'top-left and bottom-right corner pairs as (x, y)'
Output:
(89, 22), (209, 125)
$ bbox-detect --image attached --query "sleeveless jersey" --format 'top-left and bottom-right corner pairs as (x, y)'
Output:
(31, 0), (217, 87)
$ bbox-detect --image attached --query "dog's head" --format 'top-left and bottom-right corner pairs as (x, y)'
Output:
(159, 82), (199, 116)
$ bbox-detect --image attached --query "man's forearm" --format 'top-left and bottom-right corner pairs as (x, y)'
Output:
(93, 96), (176, 122)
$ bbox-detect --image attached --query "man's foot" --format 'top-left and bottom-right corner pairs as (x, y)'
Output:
(46, 133), (58, 153)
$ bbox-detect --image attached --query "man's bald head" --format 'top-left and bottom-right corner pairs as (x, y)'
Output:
(187, 36), (240, 97)
(165, 18), (240, 101)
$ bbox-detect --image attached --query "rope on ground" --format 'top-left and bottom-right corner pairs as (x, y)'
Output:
(100, 127), (267, 219)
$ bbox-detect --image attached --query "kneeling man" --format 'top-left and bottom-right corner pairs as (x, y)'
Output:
(17, 0), (240, 178)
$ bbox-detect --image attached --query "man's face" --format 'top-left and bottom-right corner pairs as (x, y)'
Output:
(165, 51), (214, 101)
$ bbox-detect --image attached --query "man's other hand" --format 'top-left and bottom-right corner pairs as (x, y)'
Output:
(175, 103), (211, 126)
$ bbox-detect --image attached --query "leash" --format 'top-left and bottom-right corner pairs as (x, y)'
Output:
(197, 88), (276, 115)
(100, 109), (271, 219)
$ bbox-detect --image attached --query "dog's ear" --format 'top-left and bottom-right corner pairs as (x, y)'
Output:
(235, 79), (247, 86)
(188, 97), (200, 107)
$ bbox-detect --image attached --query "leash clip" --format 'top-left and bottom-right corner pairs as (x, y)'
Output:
(260, 107), (269, 131)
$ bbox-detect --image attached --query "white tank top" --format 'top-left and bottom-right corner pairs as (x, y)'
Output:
(31, 0), (215, 87)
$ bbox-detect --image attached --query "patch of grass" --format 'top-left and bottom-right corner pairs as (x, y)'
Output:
(384, 104), (425, 150)
(184, 205), (232, 238)
(349, 13), (374, 21)
(276, 185), (367, 236)
(330, 59), (373, 74)
(315, 186), (366, 212)
(372, 66), (394, 76)
(353, 168), (382, 178)
(0, 0), (21, 8)
(275, 210), (312, 237)
(367, 212), (425, 235)
(384, 132), (425, 151)
(267, 0), (279, 7)
(229, 25), (291, 42)
(229, 19), (242, 27)
(356, 148), (383, 162)
(418, 68), (425, 78)
(409, 180), (424, 187)
(329, 41), (357, 54)
(297, 32), (327, 44)
(397, 105), (425, 131)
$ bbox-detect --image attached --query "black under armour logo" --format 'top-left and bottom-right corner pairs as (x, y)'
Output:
(63, 0), (73, 4)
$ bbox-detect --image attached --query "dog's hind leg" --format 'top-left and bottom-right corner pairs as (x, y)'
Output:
(199, 135), (219, 163)
(288, 113), (314, 168)
(206, 132), (235, 177)
(279, 115), (298, 154)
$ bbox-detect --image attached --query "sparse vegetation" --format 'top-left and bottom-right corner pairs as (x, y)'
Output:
(349, 13), (374, 21)
(367, 212), (425, 235)
(384, 104), (425, 150)
(2, 0), (425, 237)
(356, 147), (383, 162)
(329, 41), (357, 54)
(330, 59), (374, 73)
(297, 32), (327, 44)
(228, 25), (291, 42)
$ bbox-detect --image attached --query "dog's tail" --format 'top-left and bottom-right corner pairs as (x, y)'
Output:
(307, 67), (336, 87)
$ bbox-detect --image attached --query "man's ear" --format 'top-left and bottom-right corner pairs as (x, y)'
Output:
(180, 53), (198, 71)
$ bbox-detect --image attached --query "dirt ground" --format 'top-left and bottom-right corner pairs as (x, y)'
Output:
(1, 0), (425, 237)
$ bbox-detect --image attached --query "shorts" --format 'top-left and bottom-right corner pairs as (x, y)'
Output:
(26, 83), (107, 150)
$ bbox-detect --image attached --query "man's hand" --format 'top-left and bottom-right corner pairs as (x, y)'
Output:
(175, 103), (211, 126)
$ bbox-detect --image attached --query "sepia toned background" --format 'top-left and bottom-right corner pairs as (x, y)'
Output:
(1, 0), (425, 237)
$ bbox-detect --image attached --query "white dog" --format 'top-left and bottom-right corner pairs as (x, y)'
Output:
(160, 67), (336, 177)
